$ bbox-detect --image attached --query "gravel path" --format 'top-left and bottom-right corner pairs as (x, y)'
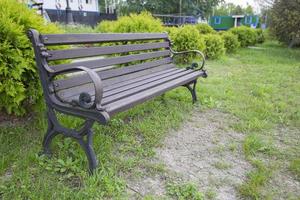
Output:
(127, 109), (252, 199)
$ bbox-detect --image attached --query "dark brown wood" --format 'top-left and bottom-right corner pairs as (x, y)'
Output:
(50, 50), (171, 72)
(42, 33), (168, 45)
(105, 71), (203, 115)
(48, 42), (170, 61)
(62, 69), (196, 105)
(53, 58), (173, 91)
(57, 67), (181, 99)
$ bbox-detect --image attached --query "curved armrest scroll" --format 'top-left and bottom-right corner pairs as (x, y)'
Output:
(170, 48), (206, 70)
(51, 66), (103, 111)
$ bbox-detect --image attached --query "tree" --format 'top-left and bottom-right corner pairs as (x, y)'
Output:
(116, 0), (223, 18)
(244, 5), (254, 15)
(214, 3), (254, 16)
(254, 0), (274, 9)
(270, 0), (300, 47)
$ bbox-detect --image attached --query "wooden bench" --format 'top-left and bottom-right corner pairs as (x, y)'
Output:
(28, 29), (207, 173)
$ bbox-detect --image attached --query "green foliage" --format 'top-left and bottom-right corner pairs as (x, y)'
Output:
(1, 38), (300, 199)
(0, 0), (61, 115)
(214, 3), (254, 16)
(169, 25), (205, 62)
(220, 31), (240, 53)
(239, 159), (273, 199)
(229, 26), (257, 47)
(289, 159), (300, 179)
(195, 23), (215, 34)
(166, 182), (204, 200)
(96, 20), (117, 33)
(60, 24), (96, 33)
(243, 134), (273, 157)
(255, 29), (265, 44)
(96, 12), (163, 33)
(270, 0), (300, 47)
(118, 0), (223, 18)
(203, 34), (225, 59)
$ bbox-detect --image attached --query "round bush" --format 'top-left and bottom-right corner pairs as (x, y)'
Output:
(169, 25), (206, 62)
(195, 23), (216, 34)
(96, 12), (163, 33)
(96, 20), (117, 33)
(229, 26), (257, 47)
(0, 0), (61, 115)
(203, 34), (225, 59)
(255, 29), (265, 44)
(220, 32), (240, 53)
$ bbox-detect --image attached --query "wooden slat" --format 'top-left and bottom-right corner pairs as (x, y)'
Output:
(101, 70), (195, 105)
(59, 68), (181, 99)
(105, 71), (203, 115)
(103, 69), (187, 98)
(51, 50), (171, 72)
(42, 33), (168, 45)
(48, 42), (170, 61)
(63, 69), (195, 105)
(53, 58), (173, 91)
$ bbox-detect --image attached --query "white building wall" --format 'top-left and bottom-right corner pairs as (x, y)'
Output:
(42, 0), (99, 12)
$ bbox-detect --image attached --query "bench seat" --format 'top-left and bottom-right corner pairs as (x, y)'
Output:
(56, 66), (206, 116)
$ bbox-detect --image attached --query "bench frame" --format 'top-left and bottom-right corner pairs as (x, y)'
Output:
(28, 29), (207, 173)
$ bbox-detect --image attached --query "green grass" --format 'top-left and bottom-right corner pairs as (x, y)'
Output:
(289, 159), (300, 179)
(166, 182), (204, 200)
(0, 41), (299, 199)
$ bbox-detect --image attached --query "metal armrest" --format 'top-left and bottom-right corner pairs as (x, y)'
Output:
(51, 66), (103, 111)
(170, 48), (206, 71)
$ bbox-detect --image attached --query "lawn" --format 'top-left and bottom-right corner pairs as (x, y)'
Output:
(0, 41), (299, 199)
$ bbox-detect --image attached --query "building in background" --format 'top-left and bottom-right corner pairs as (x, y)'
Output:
(24, 0), (117, 26)
(209, 15), (259, 31)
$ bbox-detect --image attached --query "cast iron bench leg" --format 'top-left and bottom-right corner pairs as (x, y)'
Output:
(41, 107), (98, 174)
(185, 80), (198, 103)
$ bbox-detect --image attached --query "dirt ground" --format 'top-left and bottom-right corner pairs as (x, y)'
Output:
(127, 109), (252, 199)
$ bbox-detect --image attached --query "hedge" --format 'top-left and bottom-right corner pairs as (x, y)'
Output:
(195, 23), (216, 34)
(96, 12), (163, 33)
(229, 26), (257, 47)
(220, 32), (240, 53)
(0, 0), (61, 115)
(169, 25), (206, 62)
(203, 34), (225, 59)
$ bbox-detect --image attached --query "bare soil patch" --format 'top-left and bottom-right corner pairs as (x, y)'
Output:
(127, 109), (252, 199)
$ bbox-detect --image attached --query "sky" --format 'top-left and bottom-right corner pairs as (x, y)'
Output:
(225, 0), (261, 13)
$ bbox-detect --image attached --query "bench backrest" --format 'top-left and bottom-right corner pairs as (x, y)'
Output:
(28, 30), (173, 96)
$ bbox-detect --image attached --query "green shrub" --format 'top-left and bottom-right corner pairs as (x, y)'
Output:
(203, 34), (225, 59)
(96, 12), (163, 33)
(169, 25), (205, 62)
(163, 26), (178, 36)
(195, 23), (216, 34)
(96, 20), (117, 33)
(220, 32), (240, 53)
(169, 25), (205, 52)
(229, 26), (257, 47)
(0, 0), (61, 115)
(60, 24), (95, 33)
(255, 29), (265, 44)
